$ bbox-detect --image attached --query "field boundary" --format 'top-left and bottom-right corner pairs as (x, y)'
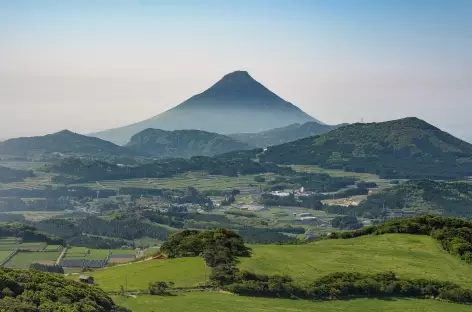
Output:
(0, 250), (17, 267)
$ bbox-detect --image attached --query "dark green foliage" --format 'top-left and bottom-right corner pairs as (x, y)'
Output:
(230, 122), (337, 148)
(126, 128), (253, 158)
(0, 268), (129, 311)
(0, 166), (34, 183)
(0, 223), (64, 245)
(225, 209), (257, 218)
(253, 176), (266, 183)
(29, 263), (64, 274)
(358, 179), (472, 218)
(225, 270), (472, 304)
(330, 216), (362, 230)
(0, 186), (116, 200)
(45, 155), (293, 183)
(66, 234), (131, 249)
(160, 228), (251, 260)
(260, 117), (472, 179)
(148, 281), (174, 296)
(0, 197), (73, 212)
(237, 228), (296, 244)
(0, 129), (141, 159)
(330, 215), (472, 264)
(0, 213), (25, 223)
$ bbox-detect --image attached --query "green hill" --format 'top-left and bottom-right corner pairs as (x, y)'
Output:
(0, 130), (142, 159)
(113, 292), (472, 312)
(230, 121), (338, 148)
(356, 180), (472, 218)
(125, 128), (253, 158)
(260, 117), (472, 179)
(83, 234), (472, 291)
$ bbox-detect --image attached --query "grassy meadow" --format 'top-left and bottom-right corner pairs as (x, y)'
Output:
(84, 257), (208, 292)
(240, 234), (472, 288)
(86, 234), (472, 292)
(113, 293), (472, 312)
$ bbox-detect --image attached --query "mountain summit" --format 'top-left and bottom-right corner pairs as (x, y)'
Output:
(92, 71), (320, 144)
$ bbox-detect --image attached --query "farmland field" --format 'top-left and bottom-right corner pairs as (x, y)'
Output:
(3, 251), (60, 268)
(0, 251), (14, 263)
(239, 234), (472, 288)
(17, 242), (46, 251)
(72, 172), (267, 192)
(83, 257), (207, 292)
(113, 293), (472, 312)
(64, 247), (110, 260)
(0, 238), (19, 250)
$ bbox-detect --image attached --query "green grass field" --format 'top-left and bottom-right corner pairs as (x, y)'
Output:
(3, 251), (60, 268)
(112, 293), (472, 312)
(17, 242), (46, 250)
(239, 234), (472, 288)
(84, 258), (207, 292)
(0, 238), (20, 251)
(84, 234), (472, 292)
(64, 247), (111, 260)
(44, 245), (62, 251)
(0, 251), (14, 263)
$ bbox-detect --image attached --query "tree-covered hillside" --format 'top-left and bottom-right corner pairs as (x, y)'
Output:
(260, 117), (472, 179)
(0, 268), (129, 311)
(126, 128), (253, 158)
(357, 180), (472, 218)
(0, 165), (34, 183)
(0, 130), (142, 159)
(230, 121), (338, 148)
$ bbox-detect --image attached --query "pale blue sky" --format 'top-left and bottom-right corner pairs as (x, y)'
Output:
(0, 0), (471, 141)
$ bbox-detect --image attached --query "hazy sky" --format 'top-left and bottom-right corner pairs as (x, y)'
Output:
(1, 0), (471, 141)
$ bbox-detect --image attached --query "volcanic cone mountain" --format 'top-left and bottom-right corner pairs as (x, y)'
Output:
(92, 71), (319, 144)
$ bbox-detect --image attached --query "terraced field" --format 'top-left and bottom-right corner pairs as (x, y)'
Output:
(3, 251), (60, 268)
(113, 293), (472, 312)
(72, 172), (265, 191)
(64, 247), (111, 260)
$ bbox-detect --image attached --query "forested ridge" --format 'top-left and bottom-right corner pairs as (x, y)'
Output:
(259, 117), (472, 179)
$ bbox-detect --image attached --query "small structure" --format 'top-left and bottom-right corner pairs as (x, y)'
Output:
(79, 275), (94, 285)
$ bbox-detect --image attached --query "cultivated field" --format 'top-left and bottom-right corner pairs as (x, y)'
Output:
(84, 257), (207, 292)
(72, 172), (266, 192)
(0, 251), (14, 263)
(239, 234), (472, 288)
(3, 251), (61, 268)
(113, 293), (472, 312)
(0, 238), (20, 250)
(64, 247), (111, 260)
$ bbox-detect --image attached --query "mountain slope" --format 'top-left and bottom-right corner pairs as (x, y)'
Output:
(125, 128), (253, 158)
(355, 180), (472, 218)
(260, 117), (472, 179)
(92, 71), (319, 144)
(229, 121), (339, 147)
(0, 130), (141, 158)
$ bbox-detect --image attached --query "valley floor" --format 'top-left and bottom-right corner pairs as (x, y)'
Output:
(112, 292), (472, 312)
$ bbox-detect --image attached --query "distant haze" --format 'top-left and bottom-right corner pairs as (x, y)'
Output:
(0, 1), (471, 142)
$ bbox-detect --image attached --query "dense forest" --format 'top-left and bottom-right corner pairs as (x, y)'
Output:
(229, 121), (337, 148)
(44, 155), (292, 183)
(0, 165), (34, 183)
(126, 128), (253, 157)
(0, 129), (141, 159)
(0, 268), (129, 311)
(259, 117), (472, 179)
(0, 223), (64, 245)
(356, 180), (472, 218)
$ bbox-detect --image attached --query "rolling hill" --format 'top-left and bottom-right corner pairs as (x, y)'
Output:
(125, 128), (253, 158)
(356, 179), (472, 218)
(0, 130), (142, 159)
(0, 165), (34, 183)
(91, 71), (319, 145)
(259, 117), (472, 179)
(229, 121), (338, 147)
